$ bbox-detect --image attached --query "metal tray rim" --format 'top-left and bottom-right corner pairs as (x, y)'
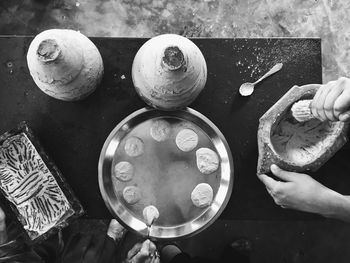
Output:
(98, 107), (234, 240)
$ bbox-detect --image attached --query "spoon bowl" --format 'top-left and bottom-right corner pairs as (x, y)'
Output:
(239, 63), (283, 97)
(239, 82), (255, 96)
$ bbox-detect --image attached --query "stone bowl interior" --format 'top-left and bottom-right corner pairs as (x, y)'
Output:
(270, 93), (341, 167)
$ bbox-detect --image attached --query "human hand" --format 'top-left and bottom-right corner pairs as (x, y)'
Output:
(311, 77), (350, 121)
(124, 239), (159, 263)
(257, 165), (342, 216)
(107, 219), (126, 242)
(0, 206), (8, 245)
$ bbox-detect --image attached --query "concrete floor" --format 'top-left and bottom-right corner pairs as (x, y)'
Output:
(1, 0), (350, 262)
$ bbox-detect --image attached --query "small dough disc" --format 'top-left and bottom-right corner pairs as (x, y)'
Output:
(114, 161), (134, 182)
(143, 205), (159, 226)
(191, 183), (213, 208)
(196, 148), (219, 174)
(125, 137), (144, 157)
(123, 186), (141, 205)
(175, 128), (198, 152)
(150, 119), (171, 142)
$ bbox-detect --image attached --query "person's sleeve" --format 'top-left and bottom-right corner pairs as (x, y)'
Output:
(60, 232), (118, 263)
(0, 239), (44, 263)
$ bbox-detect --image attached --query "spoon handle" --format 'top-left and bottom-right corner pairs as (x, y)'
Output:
(253, 63), (283, 85)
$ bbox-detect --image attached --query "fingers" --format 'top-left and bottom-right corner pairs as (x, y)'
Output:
(131, 250), (149, 263)
(148, 240), (157, 255)
(257, 173), (278, 191)
(140, 239), (151, 255)
(311, 77), (350, 121)
(131, 241), (151, 263)
(324, 85), (344, 120)
(0, 206), (7, 245)
(339, 110), (350, 122)
(127, 243), (142, 259)
(127, 239), (159, 263)
(334, 88), (350, 121)
(311, 82), (335, 121)
(107, 219), (125, 241)
(270, 164), (294, 182)
(311, 84), (326, 120)
(150, 255), (160, 263)
(258, 174), (286, 207)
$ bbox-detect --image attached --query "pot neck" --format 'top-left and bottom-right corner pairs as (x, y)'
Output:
(161, 46), (186, 71)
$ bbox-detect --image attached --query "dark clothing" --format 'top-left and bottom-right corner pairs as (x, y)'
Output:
(0, 226), (118, 263)
(0, 238), (43, 263)
(169, 242), (251, 263)
(57, 232), (117, 263)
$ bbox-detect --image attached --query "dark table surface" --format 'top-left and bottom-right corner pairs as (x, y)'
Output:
(1, 36), (349, 221)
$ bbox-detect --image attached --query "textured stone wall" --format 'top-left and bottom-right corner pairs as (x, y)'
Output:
(0, 0), (349, 81)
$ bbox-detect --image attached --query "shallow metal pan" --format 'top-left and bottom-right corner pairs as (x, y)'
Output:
(99, 107), (233, 240)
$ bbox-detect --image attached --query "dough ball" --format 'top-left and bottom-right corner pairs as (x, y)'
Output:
(196, 148), (219, 174)
(123, 186), (141, 205)
(191, 183), (213, 208)
(150, 119), (171, 142)
(143, 205), (159, 226)
(125, 137), (144, 157)
(175, 128), (198, 152)
(114, 161), (134, 182)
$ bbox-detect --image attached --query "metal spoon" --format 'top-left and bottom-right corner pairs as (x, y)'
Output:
(239, 63), (283, 96)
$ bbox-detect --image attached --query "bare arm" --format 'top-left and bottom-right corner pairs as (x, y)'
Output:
(258, 165), (350, 223)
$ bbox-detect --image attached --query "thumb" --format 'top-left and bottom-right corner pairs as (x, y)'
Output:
(140, 239), (151, 255)
(0, 206), (8, 245)
(339, 110), (350, 122)
(132, 241), (151, 263)
(270, 165), (294, 182)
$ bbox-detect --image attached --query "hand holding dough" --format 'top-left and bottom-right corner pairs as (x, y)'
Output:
(125, 239), (159, 263)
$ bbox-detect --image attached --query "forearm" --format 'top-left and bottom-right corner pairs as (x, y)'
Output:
(318, 189), (350, 222)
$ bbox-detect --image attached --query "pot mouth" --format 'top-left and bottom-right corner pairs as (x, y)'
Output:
(37, 39), (61, 62)
(162, 46), (185, 71)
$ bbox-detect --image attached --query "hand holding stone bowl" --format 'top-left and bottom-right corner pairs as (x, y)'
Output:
(258, 77), (350, 222)
(258, 165), (350, 221)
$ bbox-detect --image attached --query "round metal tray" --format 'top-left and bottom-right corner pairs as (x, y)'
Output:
(98, 107), (233, 240)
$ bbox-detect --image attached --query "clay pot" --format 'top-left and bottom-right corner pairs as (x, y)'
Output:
(257, 84), (349, 175)
(27, 29), (103, 101)
(132, 34), (207, 111)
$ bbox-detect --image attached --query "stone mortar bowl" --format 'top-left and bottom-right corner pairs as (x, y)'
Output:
(257, 84), (349, 175)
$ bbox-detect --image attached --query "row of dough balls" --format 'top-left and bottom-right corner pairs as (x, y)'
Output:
(151, 119), (199, 151)
(122, 183), (214, 208)
(152, 120), (221, 174)
(114, 145), (219, 184)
